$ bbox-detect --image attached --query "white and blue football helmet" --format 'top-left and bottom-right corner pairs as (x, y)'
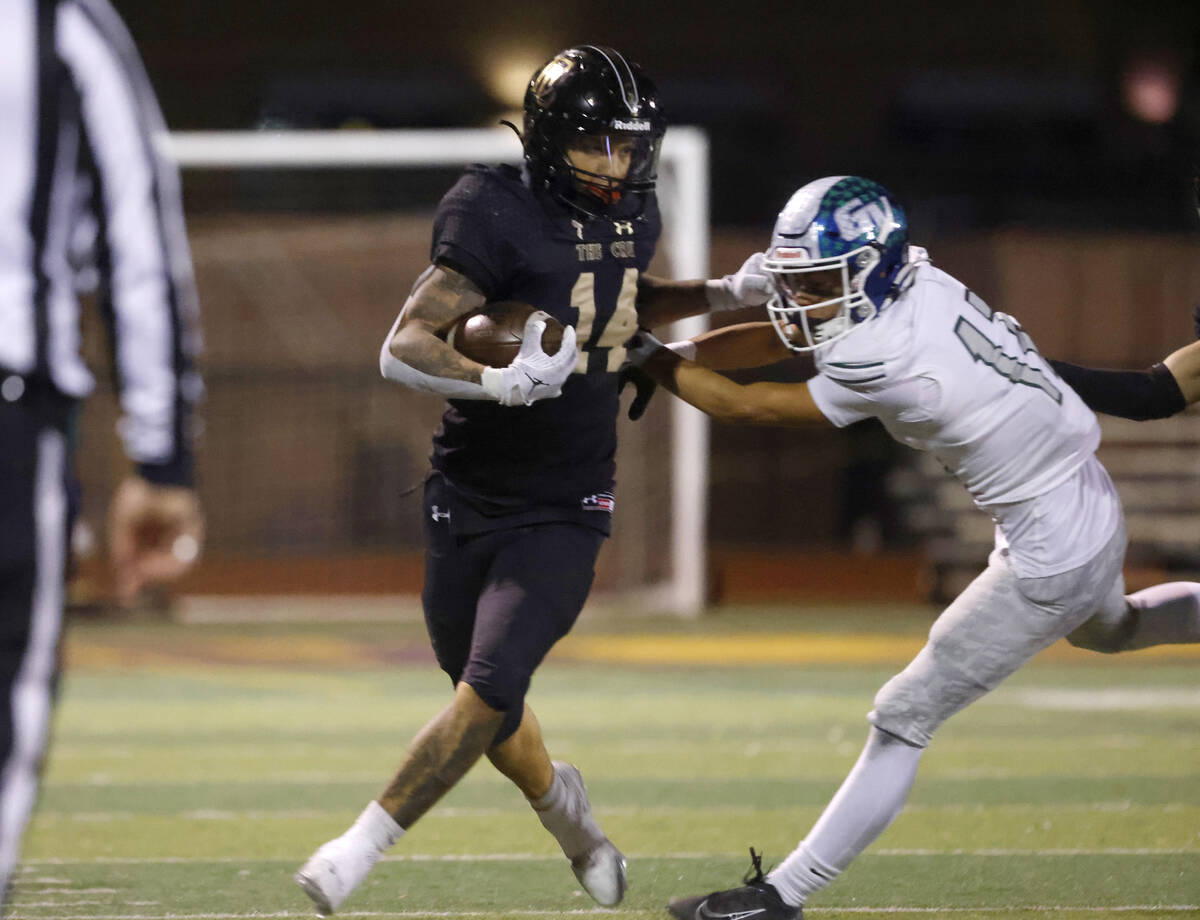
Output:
(764, 176), (909, 352)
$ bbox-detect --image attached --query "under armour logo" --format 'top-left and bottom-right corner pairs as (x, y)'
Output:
(572, 219), (585, 240)
(612, 220), (635, 235)
(430, 506), (450, 523)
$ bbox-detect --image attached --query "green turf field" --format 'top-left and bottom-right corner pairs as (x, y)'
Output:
(10, 605), (1200, 919)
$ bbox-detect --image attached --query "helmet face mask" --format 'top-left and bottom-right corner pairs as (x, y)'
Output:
(523, 46), (666, 219)
(764, 176), (908, 353)
(560, 132), (662, 208)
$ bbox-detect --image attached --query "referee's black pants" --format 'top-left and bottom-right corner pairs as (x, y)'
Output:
(0, 390), (73, 907)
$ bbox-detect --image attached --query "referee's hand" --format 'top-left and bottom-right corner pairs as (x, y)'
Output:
(108, 476), (204, 604)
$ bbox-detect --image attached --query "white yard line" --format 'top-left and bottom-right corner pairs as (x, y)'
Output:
(26, 801), (1200, 821)
(6, 906), (1200, 919)
(18, 847), (1200, 865)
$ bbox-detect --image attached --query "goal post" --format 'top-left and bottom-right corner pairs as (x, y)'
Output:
(164, 127), (711, 616)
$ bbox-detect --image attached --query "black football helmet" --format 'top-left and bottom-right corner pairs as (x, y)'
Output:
(523, 45), (666, 218)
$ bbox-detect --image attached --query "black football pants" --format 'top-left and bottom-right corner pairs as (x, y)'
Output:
(421, 485), (604, 745)
(0, 394), (71, 908)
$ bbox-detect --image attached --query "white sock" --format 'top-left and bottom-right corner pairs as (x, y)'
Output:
(346, 800), (404, 852)
(1126, 582), (1200, 649)
(531, 764), (602, 859)
(767, 728), (923, 906)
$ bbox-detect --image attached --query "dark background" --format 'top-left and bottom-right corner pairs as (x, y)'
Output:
(123, 0), (1200, 230)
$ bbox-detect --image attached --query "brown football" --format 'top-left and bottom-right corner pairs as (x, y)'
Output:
(447, 301), (566, 368)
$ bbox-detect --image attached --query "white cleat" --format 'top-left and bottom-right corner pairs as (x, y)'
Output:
(571, 837), (628, 907)
(550, 762), (627, 906)
(294, 835), (381, 916)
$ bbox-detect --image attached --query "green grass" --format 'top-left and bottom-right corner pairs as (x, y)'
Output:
(10, 608), (1200, 919)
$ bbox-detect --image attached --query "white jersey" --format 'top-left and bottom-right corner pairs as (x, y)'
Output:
(807, 256), (1117, 576)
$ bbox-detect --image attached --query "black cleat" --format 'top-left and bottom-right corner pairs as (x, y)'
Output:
(667, 849), (802, 920)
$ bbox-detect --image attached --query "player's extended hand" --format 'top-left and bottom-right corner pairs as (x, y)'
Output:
(618, 362), (657, 420)
(618, 330), (668, 421)
(624, 328), (667, 367)
(705, 251), (773, 312)
(481, 312), (578, 406)
(108, 475), (204, 605)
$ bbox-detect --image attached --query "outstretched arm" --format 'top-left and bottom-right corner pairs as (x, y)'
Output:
(618, 321), (798, 420)
(635, 253), (774, 327)
(636, 335), (828, 427)
(684, 321), (795, 370)
(1048, 340), (1199, 421)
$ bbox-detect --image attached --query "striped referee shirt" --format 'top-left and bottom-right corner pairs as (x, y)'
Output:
(0, 0), (201, 485)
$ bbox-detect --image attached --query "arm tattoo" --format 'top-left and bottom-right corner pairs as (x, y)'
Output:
(389, 267), (488, 382)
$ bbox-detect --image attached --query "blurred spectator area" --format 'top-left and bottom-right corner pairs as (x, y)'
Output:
(886, 70), (1199, 233)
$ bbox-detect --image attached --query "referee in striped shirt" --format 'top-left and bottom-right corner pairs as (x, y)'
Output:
(0, 0), (203, 905)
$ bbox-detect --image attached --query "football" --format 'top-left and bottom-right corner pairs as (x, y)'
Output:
(447, 301), (566, 368)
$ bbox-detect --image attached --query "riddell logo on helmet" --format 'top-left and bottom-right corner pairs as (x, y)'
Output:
(611, 118), (651, 131)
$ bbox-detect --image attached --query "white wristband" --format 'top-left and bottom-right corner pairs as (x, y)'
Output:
(666, 340), (698, 361)
(480, 366), (517, 404)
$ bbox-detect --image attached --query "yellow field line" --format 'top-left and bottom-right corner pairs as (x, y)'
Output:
(551, 633), (1200, 666)
(61, 631), (1200, 671)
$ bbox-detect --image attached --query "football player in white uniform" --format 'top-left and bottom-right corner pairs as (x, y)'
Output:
(624, 176), (1200, 920)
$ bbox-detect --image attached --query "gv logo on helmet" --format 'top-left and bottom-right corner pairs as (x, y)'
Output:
(834, 196), (898, 244)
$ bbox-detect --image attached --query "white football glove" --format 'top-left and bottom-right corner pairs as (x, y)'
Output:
(704, 251), (773, 312)
(480, 312), (579, 406)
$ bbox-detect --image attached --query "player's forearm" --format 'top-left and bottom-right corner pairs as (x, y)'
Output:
(635, 275), (709, 327)
(645, 349), (786, 425)
(687, 321), (793, 370)
(644, 350), (747, 422)
(387, 321), (484, 383)
(1047, 359), (1187, 421)
(379, 311), (500, 402)
(384, 263), (490, 383)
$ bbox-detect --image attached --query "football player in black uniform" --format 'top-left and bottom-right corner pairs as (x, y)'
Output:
(294, 45), (772, 915)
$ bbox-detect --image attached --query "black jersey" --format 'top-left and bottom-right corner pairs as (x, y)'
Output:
(429, 165), (661, 519)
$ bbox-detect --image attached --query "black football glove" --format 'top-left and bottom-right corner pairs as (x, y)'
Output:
(618, 361), (657, 421)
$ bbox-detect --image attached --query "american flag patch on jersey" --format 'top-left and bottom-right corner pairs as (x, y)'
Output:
(581, 492), (616, 513)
